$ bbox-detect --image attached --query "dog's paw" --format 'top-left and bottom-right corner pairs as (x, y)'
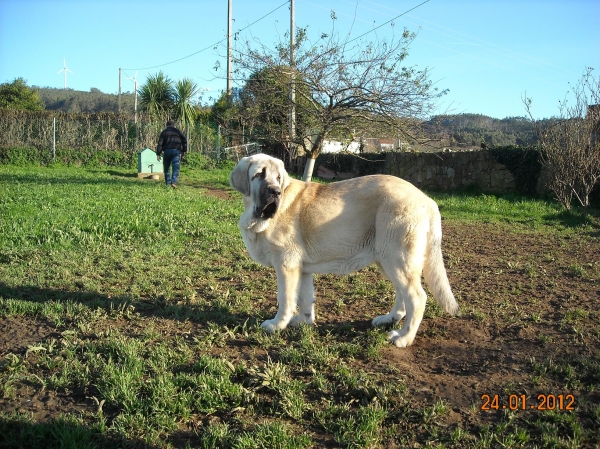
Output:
(289, 314), (315, 327)
(372, 314), (394, 327)
(260, 319), (285, 333)
(387, 330), (414, 348)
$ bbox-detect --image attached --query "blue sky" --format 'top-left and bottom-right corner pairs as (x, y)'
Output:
(1, 0), (598, 119)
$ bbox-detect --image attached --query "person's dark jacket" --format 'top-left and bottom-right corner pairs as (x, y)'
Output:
(156, 126), (187, 156)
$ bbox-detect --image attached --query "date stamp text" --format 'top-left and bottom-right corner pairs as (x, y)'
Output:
(481, 394), (575, 411)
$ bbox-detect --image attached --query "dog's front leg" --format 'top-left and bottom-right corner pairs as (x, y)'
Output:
(260, 265), (302, 333)
(289, 273), (315, 327)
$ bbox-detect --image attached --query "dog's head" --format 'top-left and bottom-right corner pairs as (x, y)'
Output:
(230, 154), (290, 223)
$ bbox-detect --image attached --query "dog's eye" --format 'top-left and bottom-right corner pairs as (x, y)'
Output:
(252, 168), (266, 180)
(277, 175), (281, 182)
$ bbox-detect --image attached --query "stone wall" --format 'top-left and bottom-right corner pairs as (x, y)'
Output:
(385, 150), (536, 194)
(313, 149), (553, 195)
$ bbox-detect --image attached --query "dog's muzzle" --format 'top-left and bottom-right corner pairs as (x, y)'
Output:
(255, 185), (281, 219)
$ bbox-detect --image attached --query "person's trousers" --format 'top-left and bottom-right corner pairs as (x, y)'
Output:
(162, 148), (181, 185)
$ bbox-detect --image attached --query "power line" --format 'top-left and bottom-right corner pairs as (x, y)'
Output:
(362, 0), (579, 78)
(124, 0), (430, 73)
(300, 0), (567, 90)
(123, 1), (289, 71)
(345, 0), (430, 45)
(295, 0), (431, 56)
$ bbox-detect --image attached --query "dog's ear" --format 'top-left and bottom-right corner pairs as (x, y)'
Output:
(230, 157), (252, 196)
(279, 161), (291, 192)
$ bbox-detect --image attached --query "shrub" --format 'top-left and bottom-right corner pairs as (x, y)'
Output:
(0, 146), (136, 168)
(490, 145), (542, 195)
(0, 147), (47, 166)
(181, 152), (216, 170)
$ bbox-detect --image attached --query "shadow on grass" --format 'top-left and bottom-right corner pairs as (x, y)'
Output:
(0, 412), (156, 449)
(0, 282), (248, 327)
(543, 209), (600, 232)
(106, 170), (138, 178)
(184, 182), (235, 200)
(1, 171), (145, 187)
(2, 170), (233, 195)
(433, 188), (600, 230)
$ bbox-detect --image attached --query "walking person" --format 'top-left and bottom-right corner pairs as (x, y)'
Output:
(156, 120), (187, 189)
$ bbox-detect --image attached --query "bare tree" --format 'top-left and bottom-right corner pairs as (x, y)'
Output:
(233, 19), (446, 181)
(525, 68), (600, 213)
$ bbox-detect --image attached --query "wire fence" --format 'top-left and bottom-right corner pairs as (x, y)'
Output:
(217, 142), (260, 161)
(0, 110), (223, 162)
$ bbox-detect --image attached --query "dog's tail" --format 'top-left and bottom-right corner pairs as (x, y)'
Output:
(423, 203), (459, 315)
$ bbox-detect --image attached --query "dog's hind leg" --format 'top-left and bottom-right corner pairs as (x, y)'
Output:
(261, 265), (302, 333)
(289, 273), (316, 327)
(372, 262), (406, 325)
(372, 220), (428, 347)
(378, 270), (427, 348)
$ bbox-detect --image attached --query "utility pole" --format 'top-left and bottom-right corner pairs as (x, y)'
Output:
(118, 68), (122, 113)
(133, 76), (138, 123)
(126, 71), (139, 123)
(289, 0), (296, 167)
(227, 0), (233, 107)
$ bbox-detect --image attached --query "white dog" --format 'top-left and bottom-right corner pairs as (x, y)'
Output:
(230, 154), (458, 347)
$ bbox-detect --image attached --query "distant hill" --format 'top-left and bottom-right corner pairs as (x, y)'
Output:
(421, 113), (556, 148)
(34, 86), (136, 114)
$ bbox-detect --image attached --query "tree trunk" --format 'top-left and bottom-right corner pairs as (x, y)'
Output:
(302, 133), (324, 182)
(303, 156), (316, 182)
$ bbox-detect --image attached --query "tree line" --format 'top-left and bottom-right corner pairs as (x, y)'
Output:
(0, 13), (598, 209)
(422, 114), (551, 148)
(36, 86), (135, 114)
(0, 79), (543, 151)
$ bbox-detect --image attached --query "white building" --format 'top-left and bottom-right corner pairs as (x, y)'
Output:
(321, 140), (361, 153)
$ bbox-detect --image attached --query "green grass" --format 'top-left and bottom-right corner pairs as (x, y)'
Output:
(432, 191), (595, 229)
(0, 164), (598, 448)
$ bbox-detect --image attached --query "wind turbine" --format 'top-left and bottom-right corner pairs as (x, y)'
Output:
(126, 70), (138, 123)
(57, 58), (74, 89)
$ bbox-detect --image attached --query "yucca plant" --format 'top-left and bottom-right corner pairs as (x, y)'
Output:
(138, 71), (174, 120)
(173, 78), (199, 131)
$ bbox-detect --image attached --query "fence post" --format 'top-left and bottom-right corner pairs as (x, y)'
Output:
(216, 124), (221, 162)
(53, 117), (56, 162)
